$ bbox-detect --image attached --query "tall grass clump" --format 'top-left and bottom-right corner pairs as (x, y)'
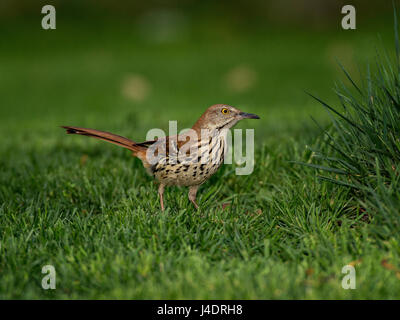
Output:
(303, 13), (400, 237)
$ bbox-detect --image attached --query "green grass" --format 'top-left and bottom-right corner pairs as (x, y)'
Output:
(1, 16), (400, 299)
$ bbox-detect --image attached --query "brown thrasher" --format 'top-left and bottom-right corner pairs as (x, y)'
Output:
(62, 104), (259, 210)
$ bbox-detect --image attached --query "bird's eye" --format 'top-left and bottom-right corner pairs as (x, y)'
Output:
(221, 108), (229, 114)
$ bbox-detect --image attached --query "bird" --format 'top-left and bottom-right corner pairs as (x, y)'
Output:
(62, 104), (259, 210)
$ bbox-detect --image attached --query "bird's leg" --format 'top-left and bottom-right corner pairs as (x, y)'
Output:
(158, 183), (165, 211)
(188, 185), (199, 210)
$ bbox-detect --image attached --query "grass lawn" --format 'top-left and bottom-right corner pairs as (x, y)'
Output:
(1, 16), (400, 299)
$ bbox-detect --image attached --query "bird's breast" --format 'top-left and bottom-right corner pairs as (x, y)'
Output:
(151, 134), (226, 186)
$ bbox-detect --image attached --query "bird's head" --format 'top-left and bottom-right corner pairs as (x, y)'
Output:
(193, 104), (260, 131)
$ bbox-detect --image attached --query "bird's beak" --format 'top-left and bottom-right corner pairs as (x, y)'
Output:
(238, 112), (260, 119)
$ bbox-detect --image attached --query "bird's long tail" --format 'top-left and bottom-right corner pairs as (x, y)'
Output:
(61, 126), (146, 153)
